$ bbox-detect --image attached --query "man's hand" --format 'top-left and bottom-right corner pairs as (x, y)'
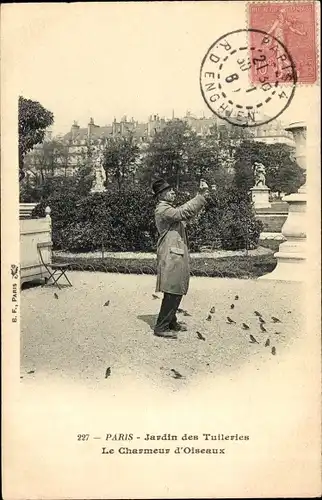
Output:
(199, 179), (212, 198)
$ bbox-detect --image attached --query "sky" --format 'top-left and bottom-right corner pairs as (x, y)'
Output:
(2, 2), (317, 135)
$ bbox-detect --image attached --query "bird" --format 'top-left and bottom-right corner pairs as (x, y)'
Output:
(274, 331), (281, 335)
(226, 316), (236, 324)
(287, 310), (292, 314)
(206, 314), (212, 321)
(242, 323), (250, 330)
(27, 370), (35, 374)
(152, 294), (159, 300)
(105, 367), (111, 378)
(249, 334), (259, 344)
(265, 338), (270, 347)
(259, 317), (266, 324)
(230, 304), (235, 309)
(171, 369), (184, 379)
(271, 346), (276, 355)
(177, 308), (185, 313)
(210, 306), (216, 314)
(234, 295), (239, 300)
(260, 323), (267, 333)
(271, 316), (281, 323)
(197, 331), (206, 341)
(54, 293), (59, 299)
(103, 300), (110, 306)
(183, 311), (191, 317)
(254, 311), (262, 317)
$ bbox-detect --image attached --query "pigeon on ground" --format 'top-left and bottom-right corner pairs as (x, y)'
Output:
(105, 367), (111, 378)
(234, 295), (239, 300)
(210, 306), (216, 314)
(254, 311), (262, 317)
(226, 316), (236, 324)
(177, 308), (185, 313)
(265, 338), (270, 347)
(27, 370), (35, 374)
(274, 331), (281, 335)
(103, 300), (110, 306)
(271, 346), (276, 355)
(260, 323), (267, 333)
(152, 294), (159, 299)
(230, 304), (235, 309)
(54, 293), (59, 299)
(259, 317), (266, 324)
(287, 311), (292, 314)
(242, 323), (250, 330)
(249, 334), (259, 344)
(183, 311), (191, 317)
(271, 316), (281, 323)
(171, 369), (184, 379)
(206, 314), (212, 321)
(197, 331), (206, 341)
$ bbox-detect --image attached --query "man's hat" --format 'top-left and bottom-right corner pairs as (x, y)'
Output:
(152, 178), (172, 197)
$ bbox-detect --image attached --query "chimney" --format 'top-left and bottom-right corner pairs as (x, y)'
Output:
(71, 120), (80, 140)
(88, 117), (97, 138)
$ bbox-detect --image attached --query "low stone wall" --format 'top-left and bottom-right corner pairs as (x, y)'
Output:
(20, 205), (52, 286)
(256, 213), (288, 233)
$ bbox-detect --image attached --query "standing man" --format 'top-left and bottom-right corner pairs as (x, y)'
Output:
(152, 178), (209, 339)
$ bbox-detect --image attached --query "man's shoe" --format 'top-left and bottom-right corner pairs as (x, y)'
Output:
(154, 330), (178, 339)
(169, 322), (188, 332)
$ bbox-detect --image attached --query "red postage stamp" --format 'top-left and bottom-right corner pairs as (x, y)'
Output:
(248, 1), (317, 84)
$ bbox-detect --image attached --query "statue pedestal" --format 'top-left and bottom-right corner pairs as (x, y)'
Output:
(251, 186), (271, 209)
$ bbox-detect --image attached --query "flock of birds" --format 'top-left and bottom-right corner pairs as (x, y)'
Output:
(48, 290), (287, 382)
(152, 292), (287, 380)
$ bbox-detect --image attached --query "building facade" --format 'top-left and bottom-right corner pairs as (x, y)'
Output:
(24, 112), (294, 178)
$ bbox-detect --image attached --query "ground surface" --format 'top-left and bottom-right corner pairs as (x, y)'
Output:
(21, 272), (305, 391)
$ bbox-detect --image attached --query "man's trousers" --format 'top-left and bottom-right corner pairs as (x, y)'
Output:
(154, 292), (183, 333)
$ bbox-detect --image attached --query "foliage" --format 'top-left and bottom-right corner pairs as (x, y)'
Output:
(33, 183), (262, 253)
(102, 133), (140, 190)
(143, 120), (204, 190)
(233, 140), (305, 195)
(20, 141), (94, 203)
(18, 96), (54, 181)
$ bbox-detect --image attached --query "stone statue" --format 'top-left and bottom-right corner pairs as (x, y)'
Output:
(91, 155), (106, 192)
(254, 162), (266, 187)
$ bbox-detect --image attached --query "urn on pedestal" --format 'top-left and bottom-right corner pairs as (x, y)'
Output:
(260, 121), (307, 281)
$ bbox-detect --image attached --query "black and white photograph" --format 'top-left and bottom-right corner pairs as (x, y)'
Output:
(1, 1), (321, 498)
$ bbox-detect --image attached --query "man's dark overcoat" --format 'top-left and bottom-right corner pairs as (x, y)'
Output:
(155, 194), (206, 295)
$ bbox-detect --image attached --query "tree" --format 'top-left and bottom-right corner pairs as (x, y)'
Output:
(18, 96), (54, 181)
(102, 132), (139, 191)
(143, 120), (202, 190)
(24, 137), (72, 183)
(233, 140), (305, 196)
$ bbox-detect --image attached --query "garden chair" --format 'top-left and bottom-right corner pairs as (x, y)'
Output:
(37, 242), (72, 289)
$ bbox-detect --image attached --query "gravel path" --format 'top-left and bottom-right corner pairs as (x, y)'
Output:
(21, 273), (304, 391)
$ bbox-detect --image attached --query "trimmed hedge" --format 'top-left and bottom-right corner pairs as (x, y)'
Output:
(33, 185), (263, 252)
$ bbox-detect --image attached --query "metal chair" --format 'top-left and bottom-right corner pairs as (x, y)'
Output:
(37, 242), (72, 289)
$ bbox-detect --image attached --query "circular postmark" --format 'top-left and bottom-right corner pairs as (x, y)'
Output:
(200, 29), (297, 127)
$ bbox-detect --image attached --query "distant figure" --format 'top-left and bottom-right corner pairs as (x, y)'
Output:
(254, 162), (266, 187)
(267, 8), (307, 78)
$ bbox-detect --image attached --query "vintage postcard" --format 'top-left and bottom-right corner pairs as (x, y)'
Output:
(1, 1), (321, 498)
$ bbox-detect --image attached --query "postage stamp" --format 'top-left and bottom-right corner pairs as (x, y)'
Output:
(248, 1), (317, 85)
(199, 29), (297, 128)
